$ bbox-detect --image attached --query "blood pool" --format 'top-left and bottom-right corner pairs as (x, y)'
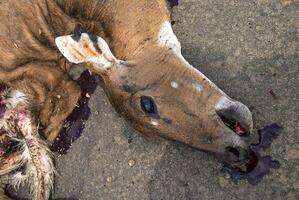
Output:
(222, 123), (283, 184)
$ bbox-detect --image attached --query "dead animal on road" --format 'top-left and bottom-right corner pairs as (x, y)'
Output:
(0, 0), (277, 199)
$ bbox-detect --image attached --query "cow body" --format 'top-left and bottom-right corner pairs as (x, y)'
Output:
(0, 0), (174, 140)
(1, 0), (103, 141)
(0, 1), (254, 199)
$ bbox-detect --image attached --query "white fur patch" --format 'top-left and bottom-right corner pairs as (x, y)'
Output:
(171, 81), (178, 88)
(55, 33), (119, 69)
(158, 21), (182, 55)
(0, 89), (27, 133)
(192, 83), (204, 92)
(5, 90), (27, 109)
(215, 96), (234, 111)
(151, 120), (159, 126)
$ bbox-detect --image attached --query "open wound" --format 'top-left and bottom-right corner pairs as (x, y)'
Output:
(222, 123), (283, 185)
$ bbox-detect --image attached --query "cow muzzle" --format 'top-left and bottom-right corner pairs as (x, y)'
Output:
(215, 96), (253, 163)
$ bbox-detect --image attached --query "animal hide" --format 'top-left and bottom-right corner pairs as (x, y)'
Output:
(0, 0), (107, 142)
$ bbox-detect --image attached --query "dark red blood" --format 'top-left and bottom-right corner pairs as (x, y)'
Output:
(234, 122), (246, 136)
(251, 123), (283, 152)
(51, 70), (98, 154)
(168, 0), (179, 8)
(222, 123), (283, 185)
(0, 139), (20, 158)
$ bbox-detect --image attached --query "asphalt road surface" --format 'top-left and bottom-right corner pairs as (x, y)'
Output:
(7, 0), (299, 199)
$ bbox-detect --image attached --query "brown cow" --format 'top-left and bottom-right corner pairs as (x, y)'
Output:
(0, 0), (253, 199)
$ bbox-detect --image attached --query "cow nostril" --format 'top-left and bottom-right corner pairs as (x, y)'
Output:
(225, 146), (249, 162)
(215, 97), (252, 137)
(226, 146), (240, 158)
(217, 114), (249, 137)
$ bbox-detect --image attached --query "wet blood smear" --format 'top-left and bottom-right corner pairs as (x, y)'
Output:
(168, 0), (179, 8)
(222, 123), (283, 185)
(234, 122), (246, 136)
(51, 70), (98, 154)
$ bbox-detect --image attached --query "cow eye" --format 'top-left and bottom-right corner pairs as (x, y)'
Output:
(140, 96), (157, 114)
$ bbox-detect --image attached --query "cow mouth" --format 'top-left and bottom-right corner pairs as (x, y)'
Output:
(217, 114), (257, 171)
(219, 116), (257, 172)
(227, 150), (258, 173)
(222, 124), (283, 184)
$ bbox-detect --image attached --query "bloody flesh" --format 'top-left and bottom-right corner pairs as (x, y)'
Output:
(222, 123), (283, 184)
(221, 116), (247, 137)
(234, 122), (246, 136)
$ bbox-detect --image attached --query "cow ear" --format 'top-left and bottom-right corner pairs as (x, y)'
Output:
(55, 33), (119, 69)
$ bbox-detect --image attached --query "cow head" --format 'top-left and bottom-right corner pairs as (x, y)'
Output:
(55, 21), (253, 165)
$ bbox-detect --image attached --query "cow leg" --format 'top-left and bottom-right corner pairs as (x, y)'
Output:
(0, 61), (82, 142)
(39, 78), (81, 142)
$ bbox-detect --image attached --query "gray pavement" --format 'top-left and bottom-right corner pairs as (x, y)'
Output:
(44, 0), (299, 199)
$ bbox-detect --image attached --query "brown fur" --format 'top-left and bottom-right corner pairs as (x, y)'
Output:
(0, 0), (253, 198)
(0, 193), (11, 200)
(0, 0), (171, 141)
(0, 0), (254, 163)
